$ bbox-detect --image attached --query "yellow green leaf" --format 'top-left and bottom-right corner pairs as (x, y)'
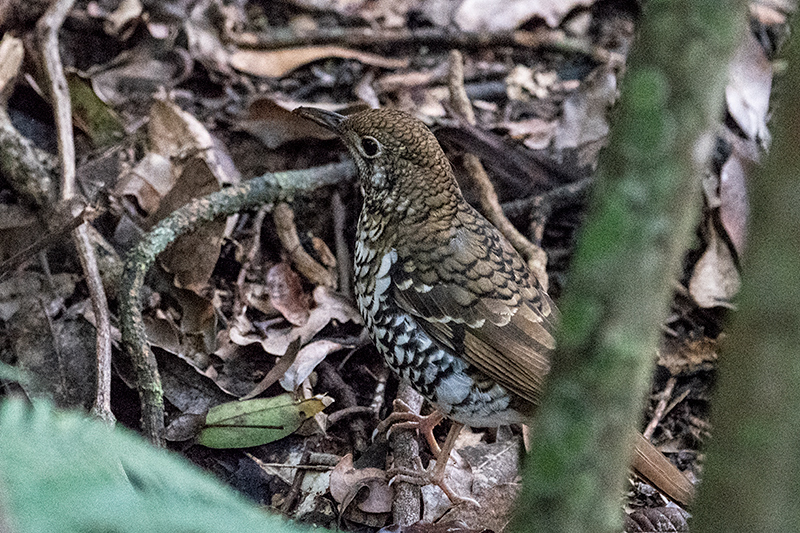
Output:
(198, 394), (330, 449)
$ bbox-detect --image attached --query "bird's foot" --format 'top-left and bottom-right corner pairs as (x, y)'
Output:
(375, 399), (445, 455)
(382, 415), (477, 506)
(388, 459), (479, 506)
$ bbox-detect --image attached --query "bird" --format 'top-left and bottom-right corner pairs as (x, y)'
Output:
(294, 106), (694, 505)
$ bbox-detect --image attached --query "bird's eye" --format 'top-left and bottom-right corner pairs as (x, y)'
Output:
(360, 136), (381, 158)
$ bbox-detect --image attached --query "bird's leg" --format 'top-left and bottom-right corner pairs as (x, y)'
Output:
(376, 399), (444, 455)
(388, 420), (477, 505)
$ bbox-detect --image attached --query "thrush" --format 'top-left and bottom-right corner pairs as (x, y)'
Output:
(295, 107), (694, 505)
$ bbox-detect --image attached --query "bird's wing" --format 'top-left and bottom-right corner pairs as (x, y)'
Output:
(392, 209), (556, 405)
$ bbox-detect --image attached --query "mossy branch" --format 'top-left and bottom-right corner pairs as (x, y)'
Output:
(119, 161), (355, 446)
(511, 1), (747, 531)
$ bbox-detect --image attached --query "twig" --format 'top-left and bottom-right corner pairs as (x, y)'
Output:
(390, 382), (424, 526)
(500, 177), (593, 244)
(643, 376), (676, 440)
(446, 50), (550, 289)
(75, 225), (114, 423)
(225, 26), (595, 57)
(273, 202), (337, 288)
(331, 191), (353, 296)
(119, 161), (356, 446)
(281, 441), (314, 514)
(37, 0), (115, 424)
(316, 360), (370, 452)
(234, 207), (268, 316)
(36, 0), (75, 198)
(326, 406), (376, 426)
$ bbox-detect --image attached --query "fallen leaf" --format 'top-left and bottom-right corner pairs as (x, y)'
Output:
(658, 337), (718, 376)
(239, 338), (302, 401)
(455, 0), (594, 30)
(0, 34), (23, 96)
(237, 98), (338, 148)
(114, 152), (173, 214)
(506, 65), (559, 101)
(185, 2), (232, 74)
(155, 159), (227, 292)
(66, 73), (125, 147)
(229, 46), (408, 78)
(329, 454), (392, 513)
(90, 46), (190, 106)
(689, 220), (741, 308)
(279, 339), (345, 391)
(103, 0), (142, 36)
(231, 286), (361, 356)
(553, 68), (615, 152)
(718, 143), (752, 257)
(148, 98), (214, 160)
(198, 394), (331, 448)
(501, 117), (558, 150)
(266, 263), (311, 327)
(726, 31), (772, 144)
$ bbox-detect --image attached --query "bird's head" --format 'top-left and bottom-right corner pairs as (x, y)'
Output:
(295, 107), (461, 224)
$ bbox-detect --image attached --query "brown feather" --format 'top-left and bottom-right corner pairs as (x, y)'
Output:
(392, 203), (557, 404)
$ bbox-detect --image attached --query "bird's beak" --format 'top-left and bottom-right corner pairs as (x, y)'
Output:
(294, 107), (346, 134)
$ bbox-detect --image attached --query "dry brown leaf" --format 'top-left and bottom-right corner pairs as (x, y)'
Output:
(148, 98), (242, 187)
(689, 220), (741, 308)
(329, 454), (392, 513)
(230, 286), (362, 355)
(103, 0), (143, 36)
(726, 31), (772, 144)
(455, 0), (593, 30)
(135, 99), (240, 292)
(0, 34), (23, 97)
(506, 65), (559, 101)
(553, 69), (615, 153)
(501, 117), (558, 150)
(114, 153), (173, 214)
(266, 263), (311, 327)
(185, 2), (232, 74)
(155, 159), (227, 292)
(142, 286), (218, 375)
(658, 338), (718, 376)
(719, 145), (752, 257)
(149, 98), (214, 160)
(279, 339), (345, 391)
(237, 98), (337, 149)
(229, 46), (408, 78)
(90, 48), (189, 106)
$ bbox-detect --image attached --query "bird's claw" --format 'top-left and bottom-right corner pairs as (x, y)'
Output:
(388, 464), (479, 506)
(376, 401), (444, 455)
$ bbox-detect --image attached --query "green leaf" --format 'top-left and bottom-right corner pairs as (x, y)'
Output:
(0, 399), (307, 533)
(67, 73), (124, 147)
(198, 394), (331, 449)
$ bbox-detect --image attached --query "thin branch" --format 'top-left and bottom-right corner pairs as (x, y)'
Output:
(119, 161), (356, 446)
(390, 382), (424, 526)
(642, 376), (676, 440)
(36, 0), (75, 200)
(332, 191), (353, 297)
(446, 50), (550, 289)
(273, 202), (337, 288)
(36, 0), (115, 424)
